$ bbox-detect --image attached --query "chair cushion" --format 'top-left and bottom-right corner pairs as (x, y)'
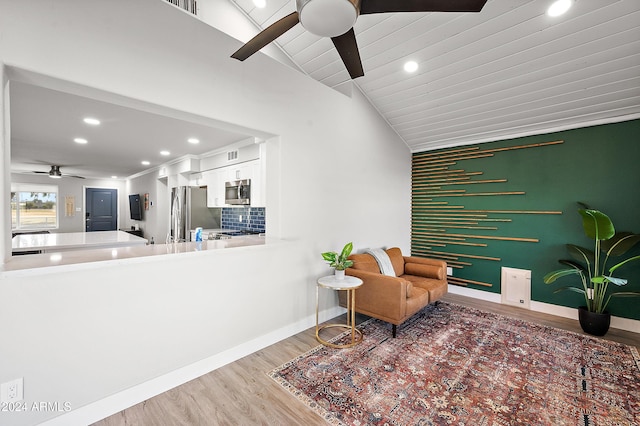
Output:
(403, 274), (448, 302)
(405, 286), (429, 318)
(350, 248), (406, 276)
(349, 253), (380, 274)
(404, 263), (442, 280)
(385, 247), (405, 276)
(406, 282), (413, 298)
(365, 248), (396, 276)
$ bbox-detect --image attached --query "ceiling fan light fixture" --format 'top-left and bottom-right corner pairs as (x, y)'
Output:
(297, 0), (358, 37)
(49, 165), (62, 178)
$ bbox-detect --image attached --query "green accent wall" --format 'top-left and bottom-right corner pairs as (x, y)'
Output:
(411, 119), (640, 320)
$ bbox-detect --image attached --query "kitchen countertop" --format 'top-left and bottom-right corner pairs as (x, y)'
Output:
(12, 230), (148, 253)
(191, 228), (265, 238)
(2, 235), (269, 273)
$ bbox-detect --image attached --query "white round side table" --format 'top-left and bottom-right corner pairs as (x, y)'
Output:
(316, 275), (363, 348)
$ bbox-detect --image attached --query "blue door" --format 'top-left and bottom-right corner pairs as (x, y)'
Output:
(86, 188), (118, 231)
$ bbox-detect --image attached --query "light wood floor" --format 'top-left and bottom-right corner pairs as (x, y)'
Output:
(94, 293), (639, 426)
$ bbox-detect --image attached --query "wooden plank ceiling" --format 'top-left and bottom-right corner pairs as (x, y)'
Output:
(228, 0), (640, 151)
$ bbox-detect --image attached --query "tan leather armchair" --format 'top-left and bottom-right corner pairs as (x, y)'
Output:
(342, 247), (447, 337)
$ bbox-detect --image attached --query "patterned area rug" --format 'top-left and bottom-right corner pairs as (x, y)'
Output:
(269, 303), (640, 425)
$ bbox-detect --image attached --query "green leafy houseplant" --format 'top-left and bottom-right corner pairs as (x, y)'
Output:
(321, 242), (354, 271)
(544, 208), (640, 314)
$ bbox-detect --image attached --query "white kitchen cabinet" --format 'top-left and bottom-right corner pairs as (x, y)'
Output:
(249, 160), (265, 207)
(227, 162), (253, 181)
(201, 159), (264, 207)
(202, 169), (226, 207)
(188, 172), (203, 187)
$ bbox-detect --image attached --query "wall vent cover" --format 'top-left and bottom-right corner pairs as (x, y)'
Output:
(227, 150), (239, 161)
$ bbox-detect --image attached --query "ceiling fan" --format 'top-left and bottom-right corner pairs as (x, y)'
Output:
(231, 0), (488, 79)
(33, 165), (85, 179)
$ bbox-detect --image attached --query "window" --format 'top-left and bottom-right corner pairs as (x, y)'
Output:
(11, 183), (59, 230)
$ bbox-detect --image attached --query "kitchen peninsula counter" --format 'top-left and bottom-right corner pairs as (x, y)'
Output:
(12, 230), (147, 254)
(2, 235), (271, 274)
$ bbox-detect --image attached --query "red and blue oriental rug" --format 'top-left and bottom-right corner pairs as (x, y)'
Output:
(269, 303), (640, 425)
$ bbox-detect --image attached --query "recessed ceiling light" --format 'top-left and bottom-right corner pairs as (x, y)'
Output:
(111, 175), (118, 179)
(141, 160), (150, 166)
(74, 138), (88, 144)
(547, 0), (572, 17)
(253, 0), (266, 8)
(404, 61), (419, 73)
(188, 138), (200, 144)
(83, 117), (101, 125)
(160, 150), (170, 156)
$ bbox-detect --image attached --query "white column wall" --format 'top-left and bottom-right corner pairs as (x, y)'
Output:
(0, 1), (410, 425)
(1, 66), (9, 261)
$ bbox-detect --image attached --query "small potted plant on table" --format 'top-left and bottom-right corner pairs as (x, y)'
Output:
(322, 242), (354, 280)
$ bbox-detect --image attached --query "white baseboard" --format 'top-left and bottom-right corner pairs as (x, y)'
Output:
(39, 306), (345, 426)
(448, 285), (502, 303)
(448, 284), (640, 334)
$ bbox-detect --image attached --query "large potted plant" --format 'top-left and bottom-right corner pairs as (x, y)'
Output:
(544, 207), (640, 336)
(321, 242), (354, 280)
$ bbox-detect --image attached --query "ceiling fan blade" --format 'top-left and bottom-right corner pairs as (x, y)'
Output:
(360, 0), (488, 14)
(231, 12), (300, 61)
(331, 28), (364, 79)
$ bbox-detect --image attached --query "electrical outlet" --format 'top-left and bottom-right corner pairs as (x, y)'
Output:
(1, 378), (24, 402)
(446, 267), (453, 276)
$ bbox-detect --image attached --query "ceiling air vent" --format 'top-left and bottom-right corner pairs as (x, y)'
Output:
(227, 150), (239, 161)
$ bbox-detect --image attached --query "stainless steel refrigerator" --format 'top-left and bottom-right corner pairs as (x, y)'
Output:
(170, 186), (221, 242)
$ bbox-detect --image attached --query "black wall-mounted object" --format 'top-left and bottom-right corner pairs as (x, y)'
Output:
(129, 194), (143, 221)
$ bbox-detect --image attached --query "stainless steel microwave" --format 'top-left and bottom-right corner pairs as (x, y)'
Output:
(225, 179), (251, 205)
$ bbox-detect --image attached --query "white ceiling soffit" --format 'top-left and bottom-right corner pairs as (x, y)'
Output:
(228, 0), (640, 151)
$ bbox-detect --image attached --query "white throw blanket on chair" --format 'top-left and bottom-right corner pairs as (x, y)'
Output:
(366, 248), (396, 276)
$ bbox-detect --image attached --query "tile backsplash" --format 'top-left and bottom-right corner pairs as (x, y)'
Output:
(221, 207), (265, 233)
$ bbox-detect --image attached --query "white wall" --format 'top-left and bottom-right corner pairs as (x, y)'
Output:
(1, 242), (319, 426)
(0, 1), (410, 424)
(1, 69), (9, 261)
(123, 172), (167, 243)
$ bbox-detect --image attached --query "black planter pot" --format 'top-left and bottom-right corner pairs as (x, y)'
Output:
(578, 306), (611, 336)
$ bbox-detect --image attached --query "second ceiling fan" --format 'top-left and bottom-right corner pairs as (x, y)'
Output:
(231, 0), (488, 79)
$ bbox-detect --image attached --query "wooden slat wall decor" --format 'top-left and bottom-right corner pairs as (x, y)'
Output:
(412, 141), (564, 288)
